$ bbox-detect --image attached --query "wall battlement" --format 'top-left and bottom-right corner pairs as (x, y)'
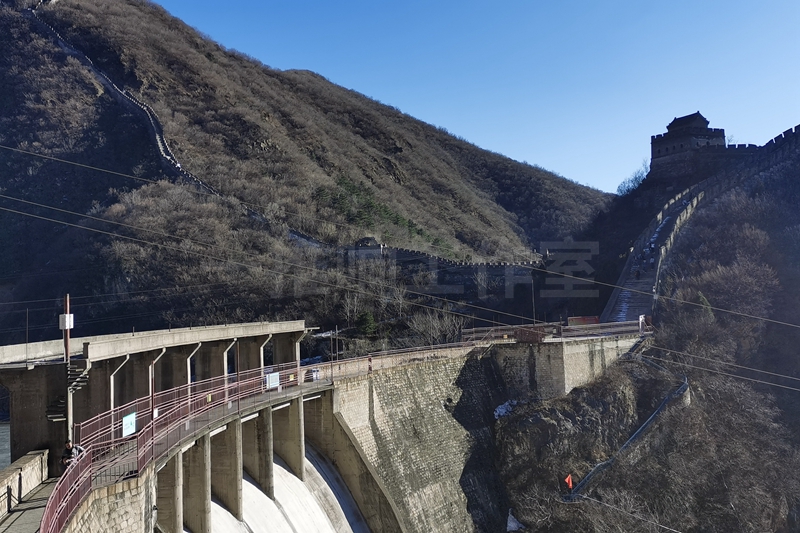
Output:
(651, 127), (724, 141)
(603, 117), (800, 322)
(648, 111), (800, 186)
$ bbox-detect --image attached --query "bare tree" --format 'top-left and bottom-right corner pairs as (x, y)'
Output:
(407, 308), (465, 345)
(391, 284), (407, 319)
(342, 291), (361, 328)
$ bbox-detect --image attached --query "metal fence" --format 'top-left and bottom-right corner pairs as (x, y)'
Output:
(39, 343), (480, 533)
(461, 321), (643, 343)
(41, 360), (303, 533)
(559, 320), (643, 338)
(40, 322), (649, 532)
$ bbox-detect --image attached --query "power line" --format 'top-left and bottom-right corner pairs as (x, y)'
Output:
(0, 266), (97, 284)
(523, 263), (800, 330)
(2, 189), (798, 341)
(4, 144), (800, 332)
(640, 354), (800, 393)
(0, 143), (484, 259)
(0, 203), (535, 331)
(648, 345), (800, 384)
(0, 281), (239, 315)
(0, 193), (550, 324)
(0, 144), (161, 186)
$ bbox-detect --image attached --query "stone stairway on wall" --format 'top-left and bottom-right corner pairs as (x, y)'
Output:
(602, 121), (800, 323)
(607, 277), (656, 323)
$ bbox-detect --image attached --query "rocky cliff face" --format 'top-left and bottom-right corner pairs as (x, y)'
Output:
(496, 361), (677, 529)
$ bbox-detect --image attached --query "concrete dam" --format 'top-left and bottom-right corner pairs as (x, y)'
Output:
(0, 320), (642, 532)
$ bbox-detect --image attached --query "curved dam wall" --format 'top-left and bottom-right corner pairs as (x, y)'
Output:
(307, 347), (510, 533)
(50, 338), (639, 532)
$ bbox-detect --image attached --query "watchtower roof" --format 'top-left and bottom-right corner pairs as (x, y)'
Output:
(666, 111), (709, 132)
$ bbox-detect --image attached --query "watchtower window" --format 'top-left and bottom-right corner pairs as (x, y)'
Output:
(680, 143), (683, 149)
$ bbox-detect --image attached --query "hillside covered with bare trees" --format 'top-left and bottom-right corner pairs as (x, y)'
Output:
(0, 0), (609, 340)
(498, 162), (800, 532)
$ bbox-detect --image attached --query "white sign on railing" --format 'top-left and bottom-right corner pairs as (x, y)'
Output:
(266, 372), (280, 390)
(122, 412), (136, 438)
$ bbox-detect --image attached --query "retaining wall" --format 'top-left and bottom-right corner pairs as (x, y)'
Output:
(0, 450), (48, 520)
(63, 463), (156, 533)
(494, 336), (640, 399)
(327, 336), (640, 531)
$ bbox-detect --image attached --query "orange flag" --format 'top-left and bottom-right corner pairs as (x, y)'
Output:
(564, 474), (573, 490)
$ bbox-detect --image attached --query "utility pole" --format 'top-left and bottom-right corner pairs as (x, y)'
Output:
(61, 294), (71, 363)
(60, 294), (74, 440)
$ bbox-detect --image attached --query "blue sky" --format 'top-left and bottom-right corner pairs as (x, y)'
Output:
(151, 0), (800, 193)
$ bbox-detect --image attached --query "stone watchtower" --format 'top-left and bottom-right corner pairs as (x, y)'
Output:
(647, 111), (758, 187)
(651, 111), (725, 161)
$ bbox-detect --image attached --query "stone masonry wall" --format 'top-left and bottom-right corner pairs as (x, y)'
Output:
(603, 124), (800, 322)
(492, 344), (535, 399)
(334, 352), (508, 533)
(494, 336), (639, 400)
(560, 336), (639, 394)
(64, 463), (156, 533)
(0, 450), (48, 521)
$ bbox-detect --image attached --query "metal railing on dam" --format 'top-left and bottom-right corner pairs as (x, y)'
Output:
(38, 344), (475, 533)
(461, 320), (646, 344)
(39, 322), (649, 532)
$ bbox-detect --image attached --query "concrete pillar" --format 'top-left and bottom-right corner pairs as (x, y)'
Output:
(211, 419), (243, 520)
(303, 390), (334, 457)
(242, 408), (274, 499)
(112, 349), (162, 408)
(156, 451), (183, 533)
(109, 355), (130, 410)
(194, 341), (234, 381)
(272, 397), (304, 481)
(273, 333), (299, 365)
(130, 350), (155, 403)
(238, 335), (270, 372)
(183, 434), (211, 533)
(1, 365), (67, 476)
(156, 345), (195, 392)
(73, 358), (114, 423)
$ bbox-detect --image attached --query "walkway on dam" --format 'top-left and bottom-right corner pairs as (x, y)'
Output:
(0, 478), (56, 533)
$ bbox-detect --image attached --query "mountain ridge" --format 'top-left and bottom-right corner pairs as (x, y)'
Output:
(0, 0), (607, 338)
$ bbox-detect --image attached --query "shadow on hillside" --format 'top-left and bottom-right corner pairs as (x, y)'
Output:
(445, 352), (509, 532)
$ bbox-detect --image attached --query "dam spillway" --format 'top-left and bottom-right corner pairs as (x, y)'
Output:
(204, 445), (369, 533)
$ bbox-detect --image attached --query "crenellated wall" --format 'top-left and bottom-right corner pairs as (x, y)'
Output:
(344, 245), (542, 300)
(649, 121), (800, 186)
(602, 122), (800, 321)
